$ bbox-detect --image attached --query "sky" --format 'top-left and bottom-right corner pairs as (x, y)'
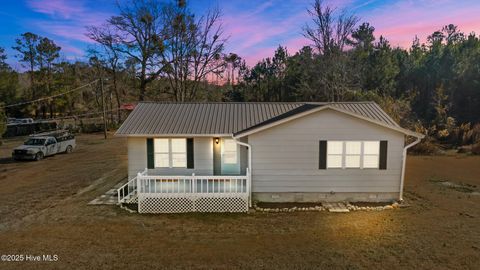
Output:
(1, 0), (480, 70)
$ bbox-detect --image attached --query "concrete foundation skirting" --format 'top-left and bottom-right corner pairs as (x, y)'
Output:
(253, 192), (399, 203)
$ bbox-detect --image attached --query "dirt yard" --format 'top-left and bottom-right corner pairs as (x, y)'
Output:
(0, 134), (479, 269)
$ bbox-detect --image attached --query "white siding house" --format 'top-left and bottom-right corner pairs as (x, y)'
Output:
(247, 109), (405, 202)
(115, 102), (424, 213)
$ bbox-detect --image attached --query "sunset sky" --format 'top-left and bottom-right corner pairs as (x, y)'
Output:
(1, 0), (479, 69)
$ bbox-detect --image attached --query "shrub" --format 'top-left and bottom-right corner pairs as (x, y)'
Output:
(471, 124), (480, 143)
(80, 123), (104, 133)
(410, 140), (440, 155)
(472, 143), (480, 155)
(437, 129), (449, 139)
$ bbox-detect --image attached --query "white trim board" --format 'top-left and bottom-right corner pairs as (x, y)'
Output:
(234, 105), (425, 139)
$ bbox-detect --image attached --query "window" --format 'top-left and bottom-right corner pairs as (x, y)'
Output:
(327, 141), (380, 169)
(345, 141), (361, 168)
(363, 141), (380, 168)
(327, 141), (343, 168)
(171, 139), (187, 167)
(154, 138), (186, 168)
(154, 139), (170, 168)
(46, 138), (56, 145)
(223, 139), (238, 164)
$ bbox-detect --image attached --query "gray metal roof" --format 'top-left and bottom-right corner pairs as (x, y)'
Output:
(116, 102), (400, 136)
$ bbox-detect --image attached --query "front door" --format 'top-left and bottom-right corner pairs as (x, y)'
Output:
(221, 138), (240, 175)
(213, 138), (241, 175)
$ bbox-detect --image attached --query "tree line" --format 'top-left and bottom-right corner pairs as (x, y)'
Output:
(224, 0), (480, 152)
(1, 0), (479, 152)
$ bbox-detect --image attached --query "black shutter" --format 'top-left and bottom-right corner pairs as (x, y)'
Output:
(146, 138), (154, 169)
(379, 140), (388, 170)
(187, 138), (194, 169)
(319, 140), (327, 169)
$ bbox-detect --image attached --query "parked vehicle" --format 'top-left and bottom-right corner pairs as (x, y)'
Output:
(12, 130), (76, 161)
(15, 118), (35, 124)
(7, 118), (17, 124)
(5, 120), (58, 137)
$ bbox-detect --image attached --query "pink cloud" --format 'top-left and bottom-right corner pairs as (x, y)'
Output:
(284, 36), (310, 52)
(36, 23), (95, 43)
(26, 0), (111, 44)
(56, 42), (84, 56)
(27, 0), (84, 19)
(242, 47), (276, 66)
(222, 9), (308, 61)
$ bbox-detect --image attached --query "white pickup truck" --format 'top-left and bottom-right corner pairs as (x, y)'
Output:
(12, 130), (76, 161)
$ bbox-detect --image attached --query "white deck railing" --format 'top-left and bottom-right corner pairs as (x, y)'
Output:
(138, 174), (248, 195)
(119, 168), (251, 213)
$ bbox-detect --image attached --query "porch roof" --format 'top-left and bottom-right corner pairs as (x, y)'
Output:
(116, 102), (406, 136)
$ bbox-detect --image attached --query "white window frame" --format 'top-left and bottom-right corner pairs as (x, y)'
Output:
(154, 138), (187, 168)
(326, 141), (380, 169)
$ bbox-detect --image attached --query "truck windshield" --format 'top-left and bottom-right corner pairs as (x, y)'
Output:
(24, 138), (46, 146)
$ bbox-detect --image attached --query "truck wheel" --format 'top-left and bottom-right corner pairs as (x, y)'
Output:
(35, 152), (44, 161)
(65, 145), (73, 154)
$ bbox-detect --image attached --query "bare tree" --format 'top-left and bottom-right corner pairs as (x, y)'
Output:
(107, 0), (165, 101)
(300, 0), (360, 102)
(86, 24), (123, 122)
(160, 2), (226, 101)
(303, 0), (358, 55)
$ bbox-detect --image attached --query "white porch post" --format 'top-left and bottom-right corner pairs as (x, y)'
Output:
(137, 172), (142, 193)
(191, 173), (196, 211)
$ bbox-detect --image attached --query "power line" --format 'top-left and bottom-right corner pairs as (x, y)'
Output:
(0, 79), (99, 109)
(6, 107), (123, 125)
(40, 108), (122, 121)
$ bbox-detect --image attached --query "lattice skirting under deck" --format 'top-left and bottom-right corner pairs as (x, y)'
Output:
(138, 194), (249, 213)
(125, 196), (138, 204)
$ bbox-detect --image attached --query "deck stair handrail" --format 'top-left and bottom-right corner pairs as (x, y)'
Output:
(117, 168), (147, 204)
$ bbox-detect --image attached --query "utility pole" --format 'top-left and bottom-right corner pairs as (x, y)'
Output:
(100, 78), (107, 139)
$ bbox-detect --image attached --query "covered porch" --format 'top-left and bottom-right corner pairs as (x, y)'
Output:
(118, 168), (251, 213)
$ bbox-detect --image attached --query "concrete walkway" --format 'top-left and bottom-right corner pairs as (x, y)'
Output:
(88, 181), (125, 205)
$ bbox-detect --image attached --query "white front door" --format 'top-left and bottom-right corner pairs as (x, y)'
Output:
(221, 138), (240, 175)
